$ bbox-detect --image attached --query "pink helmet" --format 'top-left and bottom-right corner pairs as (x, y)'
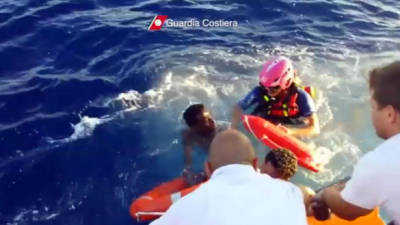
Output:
(259, 56), (294, 90)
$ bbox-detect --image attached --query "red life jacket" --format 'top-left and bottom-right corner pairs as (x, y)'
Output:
(263, 88), (300, 118)
(262, 84), (316, 118)
(254, 85), (315, 120)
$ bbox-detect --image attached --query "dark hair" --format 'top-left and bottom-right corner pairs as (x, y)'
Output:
(183, 104), (204, 127)
(369, 61), (400, 110)
(265, 149), (297, 180)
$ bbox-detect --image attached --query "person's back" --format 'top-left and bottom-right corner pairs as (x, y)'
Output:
(176, 165), (307, 225)
(151, 129), (308, 225)
(342, 133), (400, 223)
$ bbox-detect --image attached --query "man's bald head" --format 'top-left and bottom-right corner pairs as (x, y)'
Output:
(208, 129), (256, 171)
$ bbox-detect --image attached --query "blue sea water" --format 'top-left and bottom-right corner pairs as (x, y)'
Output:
(0, 0), (399, 224)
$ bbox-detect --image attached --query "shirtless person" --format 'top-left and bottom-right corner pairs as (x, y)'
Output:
(181, 104), (229, 185)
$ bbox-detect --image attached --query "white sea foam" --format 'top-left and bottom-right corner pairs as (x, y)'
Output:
(45, 46), (399, 187)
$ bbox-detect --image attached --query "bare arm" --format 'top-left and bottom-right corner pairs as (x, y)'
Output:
(182, 131), (192, 169)
(231, 104), (244, 129)
(298, 185), (330, 220)
(298, 185), (315, 217)
(183, 145), (193, 171)
(286, 113), (320, 137)
(184, 145), (192, 169)
(318, 186), (372, 220)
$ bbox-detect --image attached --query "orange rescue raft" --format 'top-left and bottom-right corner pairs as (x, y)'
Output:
(130, 177), (384, 225)
(242, 114), (321, 172)
(129, 177), (201, 222)
(307, 208), (384, 225)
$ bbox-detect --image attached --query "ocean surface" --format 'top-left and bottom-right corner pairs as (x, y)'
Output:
(1, 0), (399, 224)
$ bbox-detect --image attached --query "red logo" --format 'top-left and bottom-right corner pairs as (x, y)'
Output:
(148, 15), (168, 31)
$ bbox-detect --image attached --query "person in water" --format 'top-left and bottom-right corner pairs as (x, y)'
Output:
(231, 56), (320, 137)
(261, 148), (330, 220)
(182, 104), (229, 185)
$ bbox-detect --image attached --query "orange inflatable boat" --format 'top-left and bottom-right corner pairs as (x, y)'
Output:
(242, 114), (321, 172)
(308, 208), (385, 225)
(130, 177), (385, 225)
(129, 177), (201, 222)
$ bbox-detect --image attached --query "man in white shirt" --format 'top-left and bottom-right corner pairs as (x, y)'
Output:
(151, 129), (308, 225)
(313, 61), (400, 224)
